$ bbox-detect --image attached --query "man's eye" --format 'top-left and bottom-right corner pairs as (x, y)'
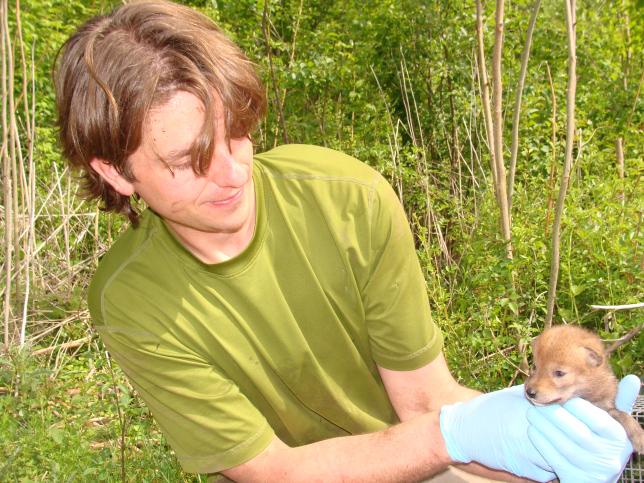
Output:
(165, 161), (193, 176)
(553, 370), (566, 378)
(171, 161), (193, 171)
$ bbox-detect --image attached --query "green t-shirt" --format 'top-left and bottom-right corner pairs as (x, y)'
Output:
(88, 144), (443, 474)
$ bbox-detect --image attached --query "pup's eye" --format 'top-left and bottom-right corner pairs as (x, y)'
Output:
(553, 370), (566, 378)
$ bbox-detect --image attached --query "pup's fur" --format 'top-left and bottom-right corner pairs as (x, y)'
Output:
(525, 325), (643, 453)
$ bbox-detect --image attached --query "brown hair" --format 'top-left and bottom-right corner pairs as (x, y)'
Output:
(54, 0), (266, 224)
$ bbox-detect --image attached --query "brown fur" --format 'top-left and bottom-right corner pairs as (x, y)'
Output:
(525, 325), (643, 453)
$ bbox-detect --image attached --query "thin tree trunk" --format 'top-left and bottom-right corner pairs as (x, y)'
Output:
(507, 0), (542, 214)
(545, 0), (577, 328)
(615, 138), (624, 179)
(262, 1), (289, 144)
(277, 0), (304, 133)
(544, 63), (557, 238)
(621, 0), (631, 90)
(615, 137), (625, 203)
(491, 0), (513, 260)
(476, 0), (513, 260)
(475, 0), (498, 187)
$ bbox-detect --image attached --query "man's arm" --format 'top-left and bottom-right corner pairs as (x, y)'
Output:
(377, 352), (479, 420)
(222, 355), (457, 481)
(223, 354), (460, 481)
(223, 410), (451, 482)
(379, 352), (534, 483)
(222, 353), (532, 482)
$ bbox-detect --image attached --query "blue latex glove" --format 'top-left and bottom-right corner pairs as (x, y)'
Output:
(527, 375), (640, 483)
(440, 384), (555, 482)
(615, 374), (640, 413)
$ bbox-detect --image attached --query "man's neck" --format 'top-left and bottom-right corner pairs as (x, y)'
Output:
(165, 207), (257, 265)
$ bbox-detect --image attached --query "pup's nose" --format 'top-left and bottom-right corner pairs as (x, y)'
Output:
(525, 387), (537, 399)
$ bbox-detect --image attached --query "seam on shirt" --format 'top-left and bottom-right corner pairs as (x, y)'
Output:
(95, 326), (156, 338)
(266, 166), (382, 293)
(188, 225), (268, 279)
(99, 226), (158, 324)
(262, 164), (381, 189)
(178, 420), (273, 469)
(376, 335), (436, 362)
(178, 165), (271, 280)
(199, 167), (383, 281)
(365, 177), (380, 283)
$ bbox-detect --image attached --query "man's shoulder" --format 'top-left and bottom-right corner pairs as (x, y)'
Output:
(254, 144), (382, 185)
(87, 210), (165, 324)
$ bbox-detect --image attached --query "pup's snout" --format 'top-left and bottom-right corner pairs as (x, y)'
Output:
(525, 386), (537, 400)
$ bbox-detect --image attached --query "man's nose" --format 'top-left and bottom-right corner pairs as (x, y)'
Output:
(206, 147), (245, 188)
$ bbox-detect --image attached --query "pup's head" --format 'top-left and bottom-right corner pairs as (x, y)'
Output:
(524, 325), (606, 405)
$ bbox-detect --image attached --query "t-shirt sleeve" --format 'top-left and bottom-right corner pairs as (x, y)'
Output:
(92, 298), (274, 474)
(362, 175), (443, 370)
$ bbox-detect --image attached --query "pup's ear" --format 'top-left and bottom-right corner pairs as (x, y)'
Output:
(530, 335), (540, 352)
(583, 346), (604, 367)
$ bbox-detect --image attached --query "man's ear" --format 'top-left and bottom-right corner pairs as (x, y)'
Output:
(90, 158), (136, 197)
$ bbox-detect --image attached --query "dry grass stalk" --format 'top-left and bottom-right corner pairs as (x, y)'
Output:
(370, 66), (404, 201)
(398, 52), (453, 267)
(1, 0), (104, 356)
(2, 0), (14, 350)
(31, 335), (92, 356)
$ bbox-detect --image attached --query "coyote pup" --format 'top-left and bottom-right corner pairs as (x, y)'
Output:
(525, 325), (643, 453)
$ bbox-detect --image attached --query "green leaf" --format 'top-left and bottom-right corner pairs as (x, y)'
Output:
(48, 427), (64, 445)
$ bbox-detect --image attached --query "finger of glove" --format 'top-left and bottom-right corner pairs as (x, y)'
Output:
(563, 398), (628, 442)
(527, 424), (582, 483)
(615, 375), (640, 413)
(438, 404), (471, 464)
(510, 455), (557, 483)
(527, 406), (600, 467)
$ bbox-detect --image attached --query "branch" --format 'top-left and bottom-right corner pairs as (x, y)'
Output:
(590, 302), (644, 311)
(507, 0), (542, 213)
(31, 336), (92, 356)
(491, 0), (513, 260)
(262, 1), (289, 144)
(545, 0), (576, 328)
(543, 62), (558, 238)
(606, 325), (644, 354)
(475, 0), (497, 186)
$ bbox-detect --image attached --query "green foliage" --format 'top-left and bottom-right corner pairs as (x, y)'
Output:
(0, 346), (200, 481)
(2, 0), (642, 478)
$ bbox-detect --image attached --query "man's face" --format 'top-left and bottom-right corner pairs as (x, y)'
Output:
(95, 90), (256, 250)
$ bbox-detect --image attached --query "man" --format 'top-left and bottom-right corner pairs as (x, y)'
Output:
(54, 1), (638, 481)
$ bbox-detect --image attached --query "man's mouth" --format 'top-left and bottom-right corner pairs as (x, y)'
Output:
(207, 188), (243, 206)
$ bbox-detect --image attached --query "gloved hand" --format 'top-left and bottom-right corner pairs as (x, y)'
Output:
(615, 374), (640, 413)
(439, 384), (555, 482)
(527, 374), (640, 483)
